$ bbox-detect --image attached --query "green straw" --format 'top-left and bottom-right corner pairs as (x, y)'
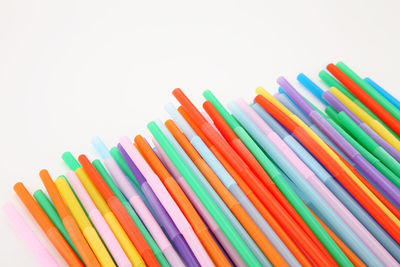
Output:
(33, 190), (82, 260)
(148, 121), (260, 266)
(336, 62), (400, 123)
(325, 107), (400, 190)
(92, 159), (170, 267)
(203, 90), (351, 266)
(337, 111), (400, 179)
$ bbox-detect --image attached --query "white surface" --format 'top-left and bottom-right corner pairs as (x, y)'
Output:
(1, 0), (400, 265)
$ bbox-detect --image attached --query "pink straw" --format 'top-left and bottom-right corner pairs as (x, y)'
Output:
(3, 202), (59, 267)
(119, 136), (213, 267)
(65, 171), (132, 267)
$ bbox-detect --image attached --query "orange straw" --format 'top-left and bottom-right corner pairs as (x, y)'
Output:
(13, 182), (83, 266)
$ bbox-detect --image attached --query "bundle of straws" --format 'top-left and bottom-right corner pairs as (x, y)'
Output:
(5, 61), (400, 267)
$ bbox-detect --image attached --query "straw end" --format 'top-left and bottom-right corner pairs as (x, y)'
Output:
(62, 152), (81, 171)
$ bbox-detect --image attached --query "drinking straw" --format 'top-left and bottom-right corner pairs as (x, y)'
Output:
(78, 154), (157, 267)
(162, 110), (292, 267)
(280, 77), (400, 208)
(54, 176), (115, 267)
(336, 62), (400, 123)
(327, 63), (400, 136)
(320, 89), (400, 163)
(33, 190), (80, 259)
(254, 94), (400, 246)
(252, 103), (399, 265)
(274, 171), (367, 267)
(117, 144), (201, 267)
(91, 138), (177, 267)
(4, 202), (59, 267)
(120, 137), (212, 266)
(275, 92), (355, 166)
(337, 111), (400, 179)
(39, 169), (100, 267)
(325, 109), (400, 199)
(201, 96), (313, 267)
(148, 122), (262, 267)
(135, 135), (230, 267)
(296, 73), (328, 105)
(13, 182), (83, 266)
(61, 152), (145, 267)
(65, 171), (131, 267)
(152, 141), (246, 267)
(175, 89), (336, 266)
(231, 100), (368, 266)
(365, 77), (400, 111)
(330, 87), (400, 152)
(155, 119), (270, 266)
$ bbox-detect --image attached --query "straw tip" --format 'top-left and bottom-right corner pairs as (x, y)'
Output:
(172, 88), (183, 96)
(202, 90), (213, 98)
(297, 73), (307, 80)
(39, 169), (48, 176)
(276, 76), (287, 84)
(91, 136), (110, 160)
(77, 154), (88, 163)
(13, 182), (24, 191)
(326, 63), (335, 69)
(61, 151), (81, 171)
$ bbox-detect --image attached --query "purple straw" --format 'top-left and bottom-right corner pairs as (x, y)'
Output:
(278, 77), (400, 208)
(117, 144), (200, 267)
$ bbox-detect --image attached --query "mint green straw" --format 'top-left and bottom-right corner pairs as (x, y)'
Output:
(92, 159), (170, 267)
(336, 62), (400, 123)
(33, 190), (82, 260)
(148, 121), (260, 266)
(325, 107), (400, 190)
(203, 90), (351, 266)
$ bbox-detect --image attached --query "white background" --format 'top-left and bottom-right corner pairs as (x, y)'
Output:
(1, 0), (400, 265)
